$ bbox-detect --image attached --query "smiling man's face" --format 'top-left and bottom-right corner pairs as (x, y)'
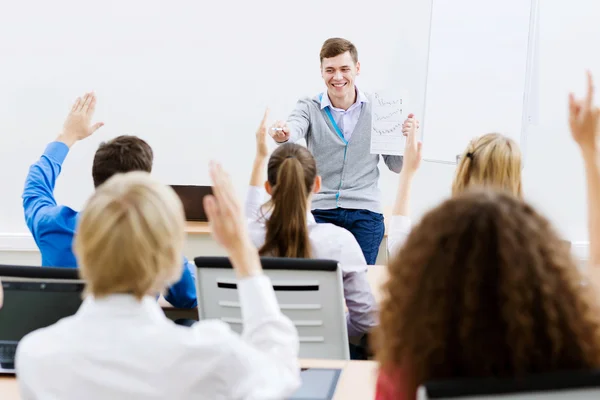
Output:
(321, 51), (360, 103)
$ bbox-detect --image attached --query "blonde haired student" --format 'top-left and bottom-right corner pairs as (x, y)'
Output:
(245, 110), (377, 343)
(452, 133), (522, 197)
(16, 167), (300, 400)
(387, 117), (523, 255)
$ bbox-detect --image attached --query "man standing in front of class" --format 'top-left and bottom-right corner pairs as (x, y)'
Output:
(270, 38), (404, 265)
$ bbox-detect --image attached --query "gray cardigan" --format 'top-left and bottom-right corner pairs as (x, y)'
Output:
(284, 95), (403, 214)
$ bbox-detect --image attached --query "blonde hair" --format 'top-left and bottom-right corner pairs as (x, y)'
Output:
(74, 171), (185, 299)
(452, 133), (522, 197)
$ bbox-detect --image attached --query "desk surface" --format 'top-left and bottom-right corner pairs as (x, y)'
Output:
(184, 208), (392, 236)
(0, 359), (377, 400)
(185, 221), (211, 234)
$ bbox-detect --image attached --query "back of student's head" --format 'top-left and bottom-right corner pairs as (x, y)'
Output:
(92, 135), (154, 188)
(452, 133), (522, 197)
(377, 189), (600, 389)
(260, 143), (318, 258)
(74, 171), (185, 300)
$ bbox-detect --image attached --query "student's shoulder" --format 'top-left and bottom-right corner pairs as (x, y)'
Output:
(17, 317), (75, 361)
(178, 319), (239, 346)
(34, 205), (78, 235)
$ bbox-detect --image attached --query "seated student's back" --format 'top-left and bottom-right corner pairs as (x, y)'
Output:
(16, 168), (300, 400)
(22, 92), (196, 308)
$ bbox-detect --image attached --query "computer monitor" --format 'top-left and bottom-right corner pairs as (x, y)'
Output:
(170, 185), (212, 222)
(0, 266), (84, 374)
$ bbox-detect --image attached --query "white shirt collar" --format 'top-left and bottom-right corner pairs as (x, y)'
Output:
(320, 86), (368, 110)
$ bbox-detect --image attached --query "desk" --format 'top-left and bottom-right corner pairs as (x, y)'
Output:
(184, 217), (391, 267)
(0, 360), (378, 400)
(0, 213), (391, 266)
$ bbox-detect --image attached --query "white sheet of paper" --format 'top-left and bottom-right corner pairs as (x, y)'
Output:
(370, 91), (408, 155)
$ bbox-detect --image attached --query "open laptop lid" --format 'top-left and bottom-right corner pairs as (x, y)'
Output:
(170, 185), (212, 222)
(0, 276), (85, 375)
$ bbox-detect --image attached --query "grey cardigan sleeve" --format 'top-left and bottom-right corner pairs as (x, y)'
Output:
(284, 99), (311, 143)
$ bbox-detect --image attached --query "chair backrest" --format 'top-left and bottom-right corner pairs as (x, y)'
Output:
(417, 369), (600, 399)
(0, 265), (84, 344)
(194, 256), (349, 360)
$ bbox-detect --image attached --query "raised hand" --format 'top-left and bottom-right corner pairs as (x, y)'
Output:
(204, 161), (262, 278)
(256, 108), (270, 160)
(58, 92), (104, 147)
(569, 71), (600, 154)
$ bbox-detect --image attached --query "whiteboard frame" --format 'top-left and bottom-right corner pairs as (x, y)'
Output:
(420, 0), (540, 166)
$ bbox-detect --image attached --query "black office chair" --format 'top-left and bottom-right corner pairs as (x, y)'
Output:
(418, 369), (600, 399)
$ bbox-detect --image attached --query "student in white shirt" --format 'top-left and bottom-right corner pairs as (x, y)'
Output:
(16, 165), (300, 400)
(245, 110), (377, 343)
(388, 115), (523, 255)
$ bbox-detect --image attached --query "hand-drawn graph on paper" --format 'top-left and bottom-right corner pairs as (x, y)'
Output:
(370, 91), (408, 155)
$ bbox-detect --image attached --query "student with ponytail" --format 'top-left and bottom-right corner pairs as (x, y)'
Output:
(245, 110), (378, 343)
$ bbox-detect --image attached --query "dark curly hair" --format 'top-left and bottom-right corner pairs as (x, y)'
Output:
(376, 189), (600, 392)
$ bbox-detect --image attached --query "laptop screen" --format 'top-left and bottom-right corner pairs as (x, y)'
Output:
(0, 280), (84, 342)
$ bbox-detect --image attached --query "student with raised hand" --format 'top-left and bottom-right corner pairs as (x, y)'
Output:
(387, 114), (422, 255)
(22, 92), (196, 308)
(16, 168), (300, 400)
(387, 122), (523, 256)
(452, 133), (522, 197)
(247, 109), (378, 344)
(568, 71), (600, 273)
(375, 189), (600, 400)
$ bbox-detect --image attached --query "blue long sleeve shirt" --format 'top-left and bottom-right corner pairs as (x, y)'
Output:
(23, 142), (198, 308)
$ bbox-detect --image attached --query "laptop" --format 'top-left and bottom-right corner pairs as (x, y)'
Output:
(288, 368), (342, 400)
(170, 185), (212, 222)
(0, 267), (84, 375)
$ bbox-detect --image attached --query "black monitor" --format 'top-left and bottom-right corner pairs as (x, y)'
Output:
(170, 185), (212, 222)
(0, 265), (84, 374)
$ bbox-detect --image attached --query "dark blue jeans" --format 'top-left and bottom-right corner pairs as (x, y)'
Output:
(312, 208), (385, 265)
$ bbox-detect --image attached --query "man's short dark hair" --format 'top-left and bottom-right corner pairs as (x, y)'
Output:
(92, 135), (153, 188)
(320, 38), (358, 64)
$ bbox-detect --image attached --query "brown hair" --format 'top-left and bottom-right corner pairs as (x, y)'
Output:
(92, 135), (154, 188)
(320, 38), (358, 64)
(452, 133), (522, 197)
(259, 144), (317, 258)
(377, 189), (600, 391)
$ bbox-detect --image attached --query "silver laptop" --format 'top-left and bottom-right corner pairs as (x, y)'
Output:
(0, 274), (84, 375)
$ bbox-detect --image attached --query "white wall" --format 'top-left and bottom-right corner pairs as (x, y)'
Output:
(0, 0), (435, 249)
(0, 0), (599, 260)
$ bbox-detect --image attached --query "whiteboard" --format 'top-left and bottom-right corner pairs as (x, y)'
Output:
(523, 0), (600, 244)
(422, 0), (535, 163)
(0, 0), (426, 235)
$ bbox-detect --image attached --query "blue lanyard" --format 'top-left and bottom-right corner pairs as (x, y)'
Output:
(319, 93), (347, 145)
(319, 93), (348, 204)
